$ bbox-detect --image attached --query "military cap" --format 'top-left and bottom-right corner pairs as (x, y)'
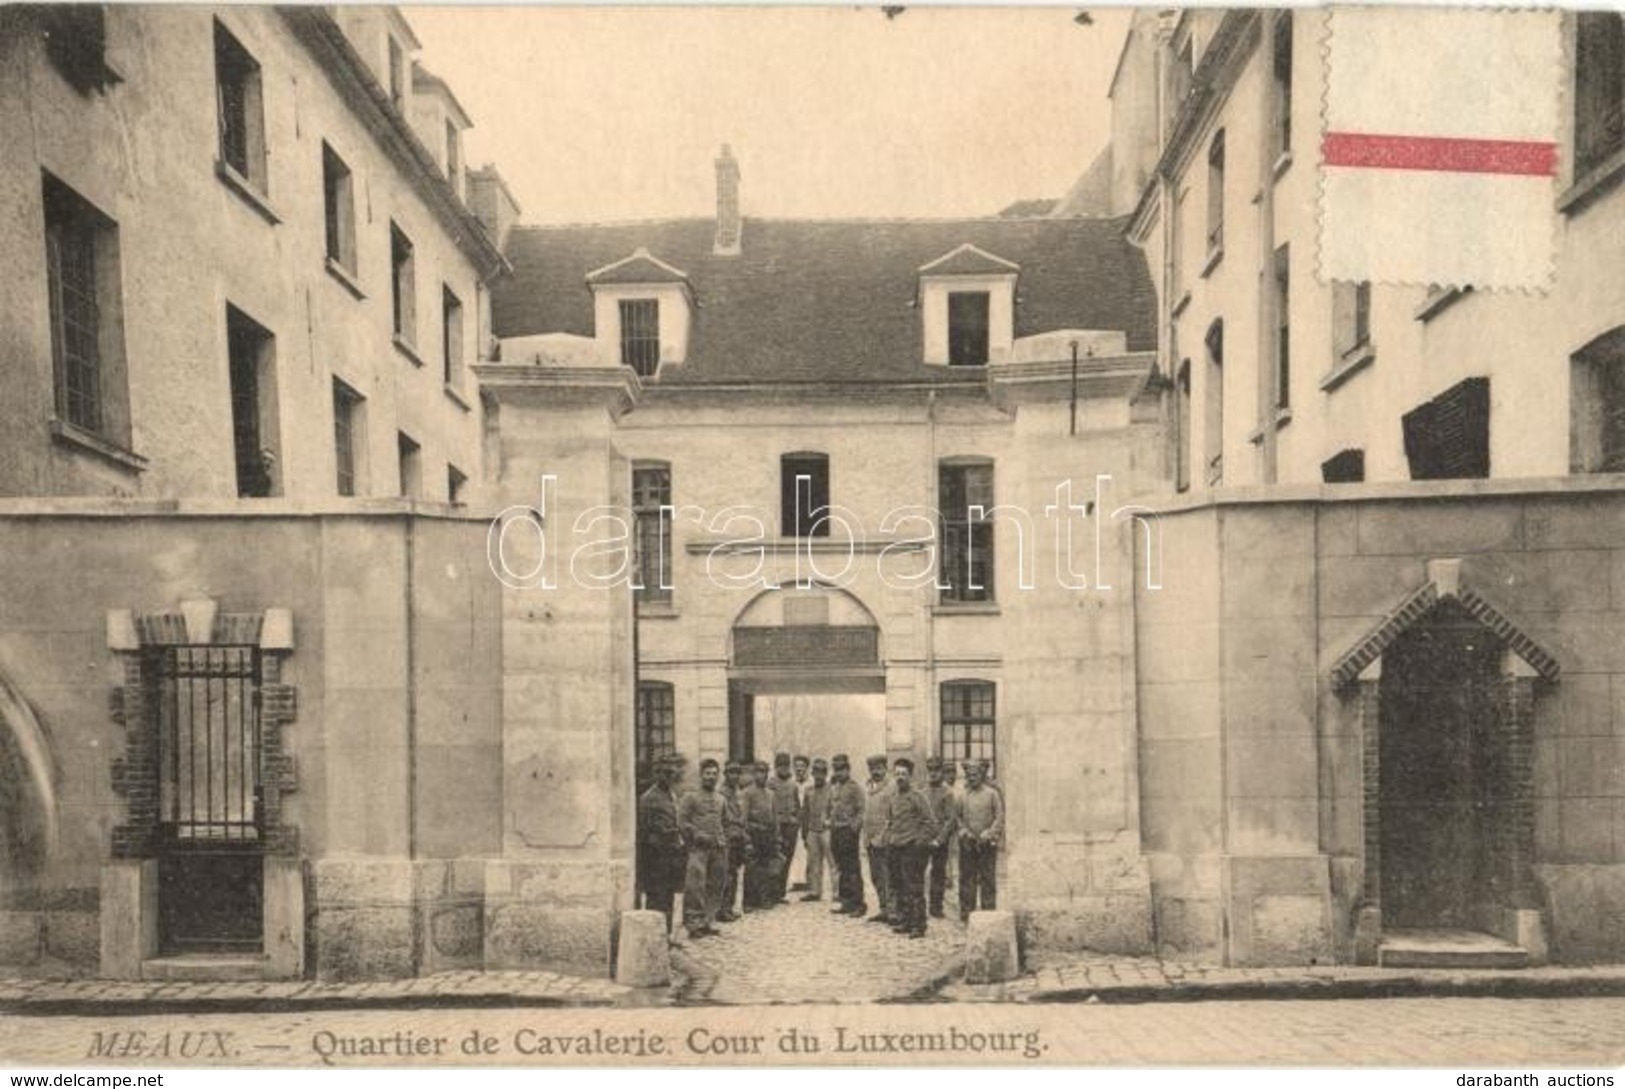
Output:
(867, 754), (888, 768)
(774, 752), (792, 767)
(724, 759), (742, 772)
(753, 760), (771, 772)
(831, 754), (851, 768)
(812, 756), (829, 769)
(893, 756), (915, 771)
(925, 755), (943, 770)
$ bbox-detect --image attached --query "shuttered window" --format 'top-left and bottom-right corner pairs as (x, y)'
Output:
(1403, 377), (1491, 480)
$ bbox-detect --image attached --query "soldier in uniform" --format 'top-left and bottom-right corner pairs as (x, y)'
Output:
(826, 754), (867, 915)
(789, 754), (812, 891)
(941, 759), (961, 894)
(677, 758), (729, 940)
(862, 754), (895, 924)
(799, 757), (833, 901)
(718, 759), (750, 921)
(635, 754), (686, 936)
(770, 752), (801, 902)
(887, 757), (937, 938)
(958, 759), (1004, 916)
(741, 760), (781, 910)
(923, 756), (959, 919)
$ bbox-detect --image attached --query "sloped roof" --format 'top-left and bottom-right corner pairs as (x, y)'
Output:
(919, 243), (1021, 276)
(493, 216), (1156, 385)
(586, 248), (690, 285)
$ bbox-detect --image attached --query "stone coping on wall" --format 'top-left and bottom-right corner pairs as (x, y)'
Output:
(1135, 472), (1625, 515)
(0, 498), (498, 521)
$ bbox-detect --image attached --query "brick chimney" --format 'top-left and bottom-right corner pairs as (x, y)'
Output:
(467, 164), (521, 252)
(713, 144), (741, 256)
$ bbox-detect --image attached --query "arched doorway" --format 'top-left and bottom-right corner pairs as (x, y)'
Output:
(1333, 561), (1560, 964)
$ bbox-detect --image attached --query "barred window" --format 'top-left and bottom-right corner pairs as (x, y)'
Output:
(633, 463), (672, 603)
(620, 299), (660, 376)
(939, 460), (994, 603)
(43, 174), (121, 437)
(636, 682), (676, 795)
(940, 681), (996, 782)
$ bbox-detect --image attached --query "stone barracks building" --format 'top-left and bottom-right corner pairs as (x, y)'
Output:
(0, 6), (1622, 982)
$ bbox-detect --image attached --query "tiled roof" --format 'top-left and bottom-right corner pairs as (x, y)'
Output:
(492, 216), (1155, 384)
(586, 249), (690, 285)
(919, 243), (1021, 276)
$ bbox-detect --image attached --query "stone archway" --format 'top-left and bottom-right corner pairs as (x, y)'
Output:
(1332, 560), (1559, 965)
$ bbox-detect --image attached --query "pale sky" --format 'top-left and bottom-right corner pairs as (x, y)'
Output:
(405, 6), (1130, 224)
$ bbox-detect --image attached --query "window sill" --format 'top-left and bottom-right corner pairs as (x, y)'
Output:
(1247, 406), (1293, 445)
(636, 600), (680, 619)
(392, 334), (425, 368)
(443, 383), (472, 412)
(1557, 147), (1625, 216)
(933, 601), (1001, 617)
(50, 418), (147, 473)
(1200, 245), (1224, 278)
(1415, 287), (1471, 322)
(215, 159), (280, 225)
(324, 257), (365, 300)
(1320, 345), (1376, 392)
(1170, 291), (1192, 319)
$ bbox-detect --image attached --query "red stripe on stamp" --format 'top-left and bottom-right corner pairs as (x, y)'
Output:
(1322, 132), (1557, 176)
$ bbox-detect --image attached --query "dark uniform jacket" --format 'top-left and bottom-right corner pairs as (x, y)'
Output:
(827, 779), (866, 830)
(742, 783), (778, 835)
(888, 788), (937, 848)
(770, 774), (801, 827)
(636, 784), (685, 881)
(720, 784), (749, 849)
(677, 788), (727, 850)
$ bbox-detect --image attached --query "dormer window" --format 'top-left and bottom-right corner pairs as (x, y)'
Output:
(587, 248), (693, 376)
(918, 244), (1018, 366)
(620, 299), (660, 376)
(948, 292), (991, 366)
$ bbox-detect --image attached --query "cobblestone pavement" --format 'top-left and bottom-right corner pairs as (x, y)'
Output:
(672, 897), (964, 1004)
(2, 997), (1621, 1066)
(942, 949), (1625, 1003)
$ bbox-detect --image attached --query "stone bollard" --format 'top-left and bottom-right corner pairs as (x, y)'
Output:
(963, 910), (1020, 984)
(614, 910), (671, 988)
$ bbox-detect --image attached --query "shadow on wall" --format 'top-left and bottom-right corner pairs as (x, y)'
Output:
(0, 670), (57, 889)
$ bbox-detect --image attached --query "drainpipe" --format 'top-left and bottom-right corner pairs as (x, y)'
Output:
(1257, 11), (1280, 485)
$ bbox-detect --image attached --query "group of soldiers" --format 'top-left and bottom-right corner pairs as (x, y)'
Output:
(636, 749), (1005, 942)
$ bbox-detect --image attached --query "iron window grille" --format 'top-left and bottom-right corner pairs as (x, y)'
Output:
(43, 176), (107, 435)
(940, 680), (996, 781)
(619, 299), (660, 376)
(635, 682), (676, 795)
(147, 645), (265, 846)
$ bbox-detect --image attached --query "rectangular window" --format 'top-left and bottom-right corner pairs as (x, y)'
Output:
(1321, 448), (1366, 484)
(1170, 189), (1187, 302)
(633, 464), (673, 604)
(226, 305), (278, 498)
(619, 298), (660, 376)
(43, 173), (128, 442)
(448, 464), (467, 505)
(42, 5), (117, 94)
(1575, 12), (1625, 178)
(635, 682), (677, 796)
(1570, 328), (1625, 473)
(1273, 245), (1291, 410)
(1175, 362), (1192, 493)
(398, 431), (421, 498)
(333, 378), (364, 497)
(1333, 280), (1373, 359)
(1272, 14), (1294, 161)
(947, 291), (991, 366)
(781, 453), (830, 538)
(445, 119), (462, 188)
(940, 681), (996, 782)
(390, 222), (415, 345)
(322, 143), (356, 273)
(388, 35), (406, 110)
(939, 461), (994, 603)
(1206, 131), (1225, 258)
(1204, 321), (1224, 485)
(1403, 376), (1491, 480)
(442, 285), (463, 386)
(214, 20), (267, 192)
